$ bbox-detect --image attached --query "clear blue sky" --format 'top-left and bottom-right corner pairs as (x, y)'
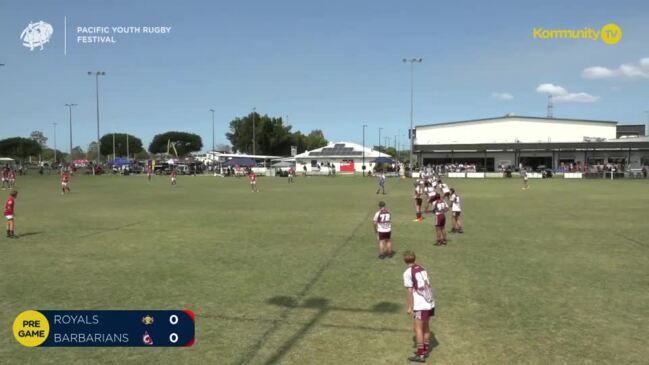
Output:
(1, 0), (648, 152)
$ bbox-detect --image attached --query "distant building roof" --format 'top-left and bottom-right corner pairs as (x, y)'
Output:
(295, 142), (390, 159)
(416, 115), (618, 129)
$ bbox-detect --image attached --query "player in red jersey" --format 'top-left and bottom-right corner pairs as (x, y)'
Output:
(4, 190), (18, 238)
(287, 167), (295, 183)
(61, 171), (71, 195)
(433, 194), (448, 246)
(248, 170), (258, 192)
(413, 180), (424, 222)
(403, 250), (435, 362)
(8, 169), (16, 189)
(373, 201), (394, 259)
(170, 169), (177, 186)
(147, 163), (153, 181)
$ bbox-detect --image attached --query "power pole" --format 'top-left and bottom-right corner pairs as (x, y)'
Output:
(252, 107), (256, 155)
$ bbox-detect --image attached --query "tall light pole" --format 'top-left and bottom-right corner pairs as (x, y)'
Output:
(126, 133), (130, 160)
(88, 71), (106, 165)
(53, 122), (58, 163)
(65, 104), (77, 158)
(403, 58), (422, 169)
(378, 127), (383, 152)
(112, 130), (116, 161)
(252, 107), (256, 156)
(645, 110), (649, 136)
(362, 124), (367, 176)
(209, 109), (215, 152)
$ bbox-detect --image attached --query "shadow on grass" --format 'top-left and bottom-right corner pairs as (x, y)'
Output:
(17, 231), (43, 237)
(252, 296), (402, 365)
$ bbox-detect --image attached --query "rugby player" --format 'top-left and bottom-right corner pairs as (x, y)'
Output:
(423, 181), (435, 213)
(249, 170), (258, 192)
(288, 167), (295, 183)
(376, 171), (386, 195)
(413, 180), (424, 222)
(449, 188), (463, 233)
(8, 169), (16, 189)
(433, 194), (448, 246)
(1, 167), (9, 190)
(4, 190), (18, 239)
(373, 201), (394, 259)
(61, 170), (71, 195)
(170, 168), (177, 186)
(403, 250), (435, 362)
(439, 180), (451, 201)
(522, 169), (529, 190)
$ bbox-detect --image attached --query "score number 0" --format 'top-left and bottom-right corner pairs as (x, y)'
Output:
(169, 314), (179, 344)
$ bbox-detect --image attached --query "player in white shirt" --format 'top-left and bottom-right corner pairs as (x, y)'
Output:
(413, 180), (425, 222)
(522, 170), (529, 190)
(423, 181), (435, 213)
(439, 180), (451, 201)
(372, 201), (394, 259)
(449, 188), (463, 233)
(403, 250), (435, 362)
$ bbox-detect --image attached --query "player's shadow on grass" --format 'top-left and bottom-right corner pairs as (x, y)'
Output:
(18, 231), (43, 237)
(260, 296), (402, 365)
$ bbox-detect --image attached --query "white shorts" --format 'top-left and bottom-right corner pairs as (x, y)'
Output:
(250, 181), (256, 185)
(61, 182), (68, 187)
(5, 215), (13, 220)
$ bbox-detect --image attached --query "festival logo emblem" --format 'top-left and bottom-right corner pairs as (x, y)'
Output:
(20, 21), (54, 51)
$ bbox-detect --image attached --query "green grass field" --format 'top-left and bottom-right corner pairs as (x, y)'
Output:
(1, 174), (648, 364)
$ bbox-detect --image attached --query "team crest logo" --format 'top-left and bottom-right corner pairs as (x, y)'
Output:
(142, 315), (154, 325)
(142, 331), (153, 345)
(20, 21), (54, 51)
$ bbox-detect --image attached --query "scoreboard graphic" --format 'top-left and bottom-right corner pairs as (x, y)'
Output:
(13, 310), (195, 347)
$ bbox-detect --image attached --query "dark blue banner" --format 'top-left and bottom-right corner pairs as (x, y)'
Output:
(13, 310), (195, 347)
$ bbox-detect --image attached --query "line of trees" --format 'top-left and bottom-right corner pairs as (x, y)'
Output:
(3, 113), (326, 163)
(226, 112), (327, 155)
(99, 133), (144, 157)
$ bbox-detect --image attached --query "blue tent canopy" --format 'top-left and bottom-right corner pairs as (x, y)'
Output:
(222, 157), (257, 167)
(371, 157), (395, 164)
(110, 158), (131, 166)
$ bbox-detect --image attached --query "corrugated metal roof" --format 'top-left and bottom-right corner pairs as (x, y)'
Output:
(416, 115), (617, 129)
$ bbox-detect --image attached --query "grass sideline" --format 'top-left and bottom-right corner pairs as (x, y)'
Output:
(0, 174), (648, 364)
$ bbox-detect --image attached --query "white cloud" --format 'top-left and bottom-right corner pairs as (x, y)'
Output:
(491, 92), (513, 101)
(581, 57), (649, 79)
(535, 83), (599, 103)
(536, 83), (566, 95)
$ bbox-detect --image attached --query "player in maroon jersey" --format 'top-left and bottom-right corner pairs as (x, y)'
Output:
(403, 250), (435, 362)
(373, 201), (394, 259)
(4, 190), (18, 238)
(61, 171), (71, 195)
(249, 171), (258, 192)
(170, 169), (177, 186)
(413, 180), (424, 222)
(8, 169), (16, 189)
(433, 194), (448, 246)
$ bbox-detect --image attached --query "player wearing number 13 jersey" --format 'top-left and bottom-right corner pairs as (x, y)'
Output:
(373, 201), (394, 259)
(403, 250), (435, 362)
